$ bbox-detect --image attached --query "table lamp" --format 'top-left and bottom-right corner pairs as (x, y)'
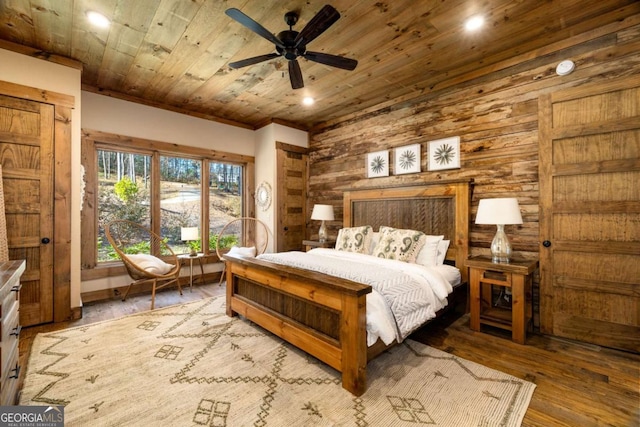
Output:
(311, 204), (334, 242)
(475, 198), (523, 263)
(180, 227), (199, 257)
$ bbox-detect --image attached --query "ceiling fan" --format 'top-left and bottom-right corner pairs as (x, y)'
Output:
(225, 5), (358, 90)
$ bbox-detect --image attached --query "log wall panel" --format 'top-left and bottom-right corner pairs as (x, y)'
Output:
(307, 22), (640, 331)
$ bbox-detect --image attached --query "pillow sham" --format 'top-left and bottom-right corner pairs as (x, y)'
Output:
(335, 225), (374, 254)
(415, 235), (444, 267)
(372, 226), (427, 263)
(436, 239), (450, 265)
(127, 254), (174, 275)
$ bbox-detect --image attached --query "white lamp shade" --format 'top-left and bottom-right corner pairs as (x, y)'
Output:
(311, 204), (335, 221)
(475, 198), (523, 225)
(180, 227), (199, 241)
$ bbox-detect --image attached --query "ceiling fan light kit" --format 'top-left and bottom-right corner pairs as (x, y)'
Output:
(225, 5), (358, 90)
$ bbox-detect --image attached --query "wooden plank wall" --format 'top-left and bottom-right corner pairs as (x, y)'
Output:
(307, 20), (640, 330)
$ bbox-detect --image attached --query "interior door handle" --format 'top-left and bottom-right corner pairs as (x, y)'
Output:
(41, 237), (51, 244)
(283, 227), (289, 231)
(542, 240), (551, 247)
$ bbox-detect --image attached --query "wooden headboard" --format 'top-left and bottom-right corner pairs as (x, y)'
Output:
(343, 180), (472, 284)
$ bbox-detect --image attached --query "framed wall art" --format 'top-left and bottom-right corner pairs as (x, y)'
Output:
(366, 150), (389, 178)
(394, 144), (421, 175)
(428, 136), (461, 171)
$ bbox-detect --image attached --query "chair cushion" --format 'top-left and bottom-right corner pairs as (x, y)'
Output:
(226, 246), (257, 257)
(127, 254), (174, 275)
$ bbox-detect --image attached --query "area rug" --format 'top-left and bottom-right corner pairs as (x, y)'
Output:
(20, 296), (535, 426)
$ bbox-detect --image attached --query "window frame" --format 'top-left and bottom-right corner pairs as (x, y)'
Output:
(81, 129), (255, 281)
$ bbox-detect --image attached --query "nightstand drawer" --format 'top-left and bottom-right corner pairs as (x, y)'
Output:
(479, 269), (512, 287)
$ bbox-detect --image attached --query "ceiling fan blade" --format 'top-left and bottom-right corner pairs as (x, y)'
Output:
(304, 51), (358, 70)
(294, 5), (340, 47)
(229, 53), (280, 69)
(226, 8), (285, 49)
(288, 60), (304, 89)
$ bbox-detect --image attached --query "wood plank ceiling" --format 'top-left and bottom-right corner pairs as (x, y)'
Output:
(0, 0), (638, 130)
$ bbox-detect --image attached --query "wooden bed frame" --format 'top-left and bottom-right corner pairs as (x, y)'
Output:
(224, 180), (471, 396)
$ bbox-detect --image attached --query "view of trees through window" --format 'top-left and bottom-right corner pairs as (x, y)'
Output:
(209, 162), (243, 252)
(97, 148), (243, 262)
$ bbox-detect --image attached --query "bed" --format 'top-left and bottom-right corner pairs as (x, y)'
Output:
(224, 180), (471, 396)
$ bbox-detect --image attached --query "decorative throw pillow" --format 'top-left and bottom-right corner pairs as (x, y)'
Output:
(126, 254), (174, 275)
(415, 235), (445, 267)
(335, 225), (374, 254)
(372, 226), (427, 263)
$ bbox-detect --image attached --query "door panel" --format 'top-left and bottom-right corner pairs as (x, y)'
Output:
(276, 143), (308, 252)
(538, 76), (640, 352)
(0, 94), (54, 326)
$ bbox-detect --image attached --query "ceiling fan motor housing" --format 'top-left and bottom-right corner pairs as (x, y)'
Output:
(277, 30), (305, 60)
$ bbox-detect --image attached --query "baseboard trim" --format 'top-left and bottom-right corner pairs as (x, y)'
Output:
(80, 272), (222, 304)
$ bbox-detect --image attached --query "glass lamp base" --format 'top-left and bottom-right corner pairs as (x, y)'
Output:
(318, 221), (327, 243)
(490, 224), (512, 263)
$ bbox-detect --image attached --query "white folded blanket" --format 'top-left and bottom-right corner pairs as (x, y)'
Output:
(257, 248), (455, 346)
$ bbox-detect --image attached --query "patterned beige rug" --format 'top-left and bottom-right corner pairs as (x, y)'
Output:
(20, 296), (535, 426)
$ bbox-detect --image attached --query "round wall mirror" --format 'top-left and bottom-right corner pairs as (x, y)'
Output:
(255, 181), (272, 211)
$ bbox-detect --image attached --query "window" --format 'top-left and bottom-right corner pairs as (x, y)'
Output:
(81, 130), (255, 277)
(97, 150), (152, 262)
(159, 155), (202, 252)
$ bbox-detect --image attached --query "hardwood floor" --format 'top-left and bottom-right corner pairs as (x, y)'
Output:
(19, 282), (639, 426)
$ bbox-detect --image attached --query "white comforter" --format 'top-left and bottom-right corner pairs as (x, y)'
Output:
(257, 248), (458, 346)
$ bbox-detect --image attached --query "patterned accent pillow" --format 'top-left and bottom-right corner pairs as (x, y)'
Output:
(372, 226), (427, 262)
(335, 225), (374, 254)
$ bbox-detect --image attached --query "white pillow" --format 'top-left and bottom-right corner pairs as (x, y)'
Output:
(226, 246), (257, 257)
(368, 232), (381, 255)
(436, 240), (450, 265)
(415, 235), (444, 267)
(127, 254), (174, 275)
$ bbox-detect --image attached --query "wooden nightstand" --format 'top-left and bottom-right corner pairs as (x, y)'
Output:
(465, 256), (538, 344)
(302, 240), (336, 252)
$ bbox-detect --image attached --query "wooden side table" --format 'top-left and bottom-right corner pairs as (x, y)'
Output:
(465, 256), (538, 344)
(178, 253), (205, 290)
(302, 240), (336, 252)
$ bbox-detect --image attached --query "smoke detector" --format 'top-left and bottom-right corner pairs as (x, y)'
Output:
(556, 60), (575, 76)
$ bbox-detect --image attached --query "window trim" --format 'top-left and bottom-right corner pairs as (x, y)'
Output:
(81, 129), (255, 280)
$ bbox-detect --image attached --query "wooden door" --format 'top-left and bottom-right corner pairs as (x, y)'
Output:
(276, 142), (308, 252)
(0, 94), (55, 326)
(538, 75), (640, 352)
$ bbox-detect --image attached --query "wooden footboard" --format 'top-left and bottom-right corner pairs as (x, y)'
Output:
(226, 180), (471, 396)
(225, 254), (372, 396)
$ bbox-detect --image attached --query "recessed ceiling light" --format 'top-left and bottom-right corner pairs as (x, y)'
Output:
(302, 97), (314, 106)
(86, 11), (110, 28)
(465, 15), (484, 31)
